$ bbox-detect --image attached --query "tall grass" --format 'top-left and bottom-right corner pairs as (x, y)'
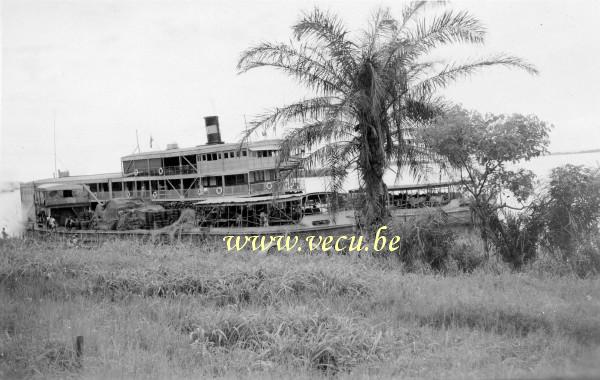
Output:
(1, 238), (599, 379)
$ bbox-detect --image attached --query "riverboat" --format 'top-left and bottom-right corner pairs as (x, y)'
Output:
(20, 116), (471, 239)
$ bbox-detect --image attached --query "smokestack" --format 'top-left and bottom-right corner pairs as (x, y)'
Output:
(204, 116), (224, 145)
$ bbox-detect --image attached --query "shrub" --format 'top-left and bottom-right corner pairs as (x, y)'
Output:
(532, 164), (600, 276)
(388, 210), (456, 272)
(568, 232), (600, 277)
(489, 210), (543, 270)
(448, 233), (486, 273)
(542, 164), (600, 254)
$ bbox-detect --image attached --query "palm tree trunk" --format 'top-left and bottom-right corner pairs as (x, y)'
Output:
(358, 121), (389, 228)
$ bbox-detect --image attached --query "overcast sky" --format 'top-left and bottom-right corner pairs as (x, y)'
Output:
(2, 0), (599, 182)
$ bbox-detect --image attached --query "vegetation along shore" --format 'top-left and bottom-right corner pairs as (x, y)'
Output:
(1, 238), (600, 379)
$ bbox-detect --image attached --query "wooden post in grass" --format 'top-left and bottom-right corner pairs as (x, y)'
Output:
(74, 335), (83, 366)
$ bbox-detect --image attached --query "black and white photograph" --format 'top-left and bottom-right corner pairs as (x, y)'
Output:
(1, 0), (600, 378)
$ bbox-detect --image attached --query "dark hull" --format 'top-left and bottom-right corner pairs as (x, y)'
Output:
(29, 222), (356, 246)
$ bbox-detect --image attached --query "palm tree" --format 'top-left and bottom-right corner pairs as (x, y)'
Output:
(237, 2), (537, 227)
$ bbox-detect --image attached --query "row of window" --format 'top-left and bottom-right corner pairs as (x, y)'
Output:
(200, 149), (278, 161)
(251, 150), (278, 158)
(87, 170), (279, 192)
(124, 149), (278, 169)
(201, 150), (248, 161)
(249, 169), (277, 183)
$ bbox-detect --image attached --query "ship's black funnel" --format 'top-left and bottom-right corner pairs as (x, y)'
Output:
(204, 116), (224, 145)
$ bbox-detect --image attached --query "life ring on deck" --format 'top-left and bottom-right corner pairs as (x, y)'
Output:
(216, 187), (223, 195)
(127, 191), (131, 198)
(152, 191), (158, 199)
(266, 182), (273, 190)
(158, 167), (164, 175)
(134, 169), (139, 176)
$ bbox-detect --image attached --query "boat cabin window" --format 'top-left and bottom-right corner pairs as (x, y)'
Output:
(88, 183), (97, 192)
(62, 190), (73, 197)
(249, 170), (264, 183)
(265, 169), (277, 181)
(163, 156), (179, 168)
(249, 170), (277, 183)
(252, 150), (276, 158)
(224, 174), (248, 186)
(204, 153), (220, 161)
(242, 150), (247, 157)
(112, 182), (122, 192)
(202, 176), (223, 187)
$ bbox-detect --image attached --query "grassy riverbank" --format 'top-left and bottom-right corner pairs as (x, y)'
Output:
(1, 239), (599, 379)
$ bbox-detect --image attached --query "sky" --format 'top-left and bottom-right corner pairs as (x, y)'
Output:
(2, 0), (600, 183)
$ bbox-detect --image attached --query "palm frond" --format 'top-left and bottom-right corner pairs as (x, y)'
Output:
(408, 10), (486, 49)
(237, 42), (348, 94)
(243, 96), (342, 141)
(400, 1), (447, 30)
(277, 118), (356, 166)
(293, 8), (357, 78)
(284, 141), (358, 173)
(362, 7), (398, 56)
(411, 54), (538, 98)
(382, 9), (485, 73)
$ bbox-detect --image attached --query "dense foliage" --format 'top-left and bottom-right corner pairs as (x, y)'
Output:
(421, 105), (551, 267)
(535, 164), (600, 275)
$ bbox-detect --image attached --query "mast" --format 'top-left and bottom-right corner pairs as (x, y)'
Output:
(53, 111), (57, 178)
(135, 130), (140, 153)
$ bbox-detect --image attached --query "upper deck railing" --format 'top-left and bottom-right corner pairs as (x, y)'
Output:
(108, 179), (305, 201)
(123, 155), (284, 178)
(124, 165), (198, 177)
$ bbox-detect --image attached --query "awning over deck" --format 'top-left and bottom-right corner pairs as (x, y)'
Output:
(195, 193), (303, 207)
(387, 181), (461, 191)
(36, 183), (85, 192)
(350, 181), (461, 193)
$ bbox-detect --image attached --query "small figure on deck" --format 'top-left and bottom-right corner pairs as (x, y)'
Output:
(46, 216), (57, 231)
(259, 211), (269, 227)
(65, 217), (76, 230)
(38, 210), (47, 226)
(1, 227), (8, 239)
(235, 213), (243, 227)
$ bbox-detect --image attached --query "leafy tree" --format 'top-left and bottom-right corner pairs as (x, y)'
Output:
(237, 3), (537, 227)
(539, 164), (600, 255)
(421, 105), (551, 265)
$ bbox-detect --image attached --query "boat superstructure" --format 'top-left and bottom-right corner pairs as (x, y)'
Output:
(20, 116), (353, 234)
